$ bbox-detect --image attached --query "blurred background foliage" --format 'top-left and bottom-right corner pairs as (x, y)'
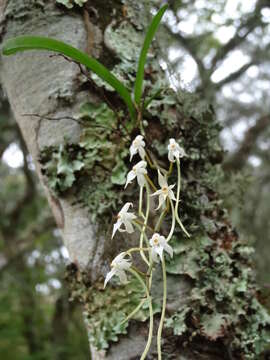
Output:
(0, 0), (270, 358)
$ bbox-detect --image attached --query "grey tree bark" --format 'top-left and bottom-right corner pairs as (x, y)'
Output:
(0, 1), (268, 360)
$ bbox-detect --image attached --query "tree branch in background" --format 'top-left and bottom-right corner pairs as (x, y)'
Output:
(163, 23), (208, 83)
(224, 114), (270, 171)
(213, 61), (257, 90)
(210, 0), (265, 70)
(0, 216), (55, 274)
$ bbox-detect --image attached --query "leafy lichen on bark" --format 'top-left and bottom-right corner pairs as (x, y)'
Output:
(65, 262), (160, 350)
(148, 90), (270, 358)
(37, 2), (270, 357)
(47, 85), (270, 357)
(40, 100), (130, 224)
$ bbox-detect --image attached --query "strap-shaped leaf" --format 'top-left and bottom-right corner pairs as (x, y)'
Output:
(134, 4), (168, 106)
(2, 36), (136, 120)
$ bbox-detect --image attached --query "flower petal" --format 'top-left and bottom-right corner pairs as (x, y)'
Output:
(112, 219), (122, 239)
(136, 160), (147, 170)
(124, 220), (134, 234)
(119, 260), (132, 270)
(113, 252), (126, 264)
(138, 147), (146, 159)
(104, 268), (116, 288)
(168, 151), (175, 162)
(156, 246), (164, 261)
(118, 269), (128, 284)
(137, 173), (146, 187)
(151, 189), (162, 197)
(129, 144), (137, 161)
(158, 170), (167, 188)
(125, 170), (136, 188)
(164, 243), (174, 258)
(120, 202), (133, 215)
(151, 248), (159, 263)
(156, 194), (165, 210)
(159, 235), (166, 244)
(126, 213), (137, 221)
(168, 188), (176, 201)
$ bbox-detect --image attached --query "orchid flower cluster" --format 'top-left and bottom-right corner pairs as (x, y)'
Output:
(104, 136), (189, 360)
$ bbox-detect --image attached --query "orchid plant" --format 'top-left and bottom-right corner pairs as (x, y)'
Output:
(105, 136), (190, 360)
(2, 4), (190, 358)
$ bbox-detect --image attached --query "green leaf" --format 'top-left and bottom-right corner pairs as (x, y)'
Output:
(143, 88), (163, 109)
(134, 4), (168, 106)
(2, 36), (136, 120)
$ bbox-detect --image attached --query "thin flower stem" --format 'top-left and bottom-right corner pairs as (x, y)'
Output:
(128, 268), (154, 360)
(175, 212), (190, 238)
(157, 256), (167, 360)
(147, 251), (154, 291)
(167, 161), (173, 176)
(139, 121), (144, 135)
(132, 222), (150, 266)
(155, 199), (170, 232)
(155, 209), (167, 232)
(134, 219), (154, 233)
(144, 174), (158, 192)
(145, 151), (156, 169)
(139, 182), (151, 264)
(120, 298), (146, 326)
(148, 267), (153, 291)
(127, 247), (149, 255)
(175, 159), (181, 211)
(133, 222), (151, 243)
(175, 159), (190, 238)
(139, 185), (144, 217)
(167, 198), (176, 242)
(131, 266), (148, 277)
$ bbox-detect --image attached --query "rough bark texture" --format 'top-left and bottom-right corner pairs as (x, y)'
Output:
(1, 1), (269, 359)
(0, 0), (102, 272)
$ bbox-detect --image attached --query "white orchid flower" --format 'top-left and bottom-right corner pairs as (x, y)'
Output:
(104, 252), (132, 287)
(150, 233), (173, 263)
(130, 135), (146, 161)
(151, 171), (176, 209)
(112, 202), (137, 239)
(168, 138), (186, 162)
(125, 160), (147, 188)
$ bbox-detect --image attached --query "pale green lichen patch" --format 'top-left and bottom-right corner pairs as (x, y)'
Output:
(40, 3), (270, 356)
(40, 100), (130, 222)
(91, 21), (144, 91)
(41, 143), (84, 193)
(66, 263), (159, 350)
(142, 85), (270, 356)
(41, 84), (270, 357)
(164, 224), (270, 357)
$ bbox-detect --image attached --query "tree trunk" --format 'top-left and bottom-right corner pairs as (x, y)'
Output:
(0, 1), (269, 359)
